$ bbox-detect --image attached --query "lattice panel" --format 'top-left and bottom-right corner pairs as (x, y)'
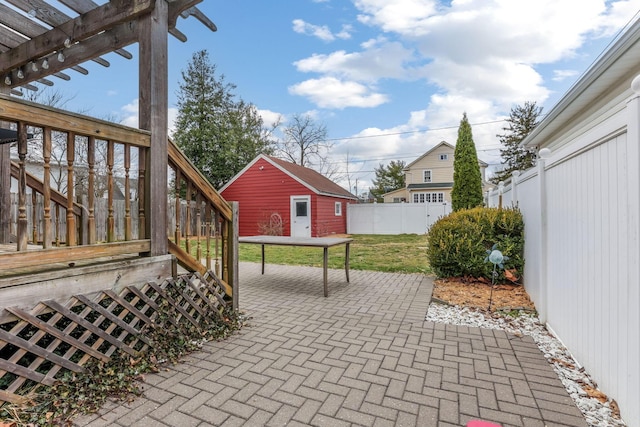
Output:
(0, 271), (228, 405)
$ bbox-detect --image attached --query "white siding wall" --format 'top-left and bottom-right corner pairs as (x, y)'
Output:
(487, 107), (640, 425)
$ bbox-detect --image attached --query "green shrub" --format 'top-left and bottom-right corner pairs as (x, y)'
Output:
(427, 207), (524, 281)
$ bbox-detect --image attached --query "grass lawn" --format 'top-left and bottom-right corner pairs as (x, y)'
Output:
(239, 234), (430, 274)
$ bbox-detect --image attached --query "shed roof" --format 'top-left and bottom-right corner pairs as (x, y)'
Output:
(220, 154), (357, 200)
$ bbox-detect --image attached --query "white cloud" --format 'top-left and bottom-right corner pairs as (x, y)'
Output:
(257, 109), (283, 128)
(355, 0), (439, 36)
(293, 41), (417, 82)
(120, 99), (138, 128)
(168, 108), (178, 136)
(289, 0), (639, 187)
(552, 69), (580, 82)
(289, 77), (388, 109)
(292, 19), (352, 41)
(592, 0), (640, 37)
(118, 99), (178, 135)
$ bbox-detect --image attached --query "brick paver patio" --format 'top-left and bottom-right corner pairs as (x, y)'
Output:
(75, 262), (586, 426)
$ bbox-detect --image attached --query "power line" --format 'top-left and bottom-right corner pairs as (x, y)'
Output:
(326, 118), (508, 142)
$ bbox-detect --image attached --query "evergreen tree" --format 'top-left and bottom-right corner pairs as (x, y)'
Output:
(173, 50), (273, 188)
(451, 113), (484, 211)
(371, 160), (406, 201)
(491, 101), (542, 184)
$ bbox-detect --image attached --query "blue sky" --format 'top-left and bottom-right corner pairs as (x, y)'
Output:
(29, 0), (640, 194)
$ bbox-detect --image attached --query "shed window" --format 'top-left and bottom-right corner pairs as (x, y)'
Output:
(335, 202), (342, 216)
(296, 201), (308, 217)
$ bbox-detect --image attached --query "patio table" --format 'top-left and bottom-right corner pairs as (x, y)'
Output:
(238, 235), (352, 297)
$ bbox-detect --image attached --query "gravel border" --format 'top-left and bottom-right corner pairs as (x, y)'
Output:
(425, 303), (626, 427)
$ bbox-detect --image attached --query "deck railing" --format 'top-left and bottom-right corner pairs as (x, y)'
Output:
(0, 95), (236, 301)
(167, 140), (237, 300)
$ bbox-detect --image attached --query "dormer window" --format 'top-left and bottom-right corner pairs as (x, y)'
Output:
(423, 170), (432, 183)
(439, 154), (448, 161)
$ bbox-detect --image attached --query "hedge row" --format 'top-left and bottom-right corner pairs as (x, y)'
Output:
(426, 207), (524, 281)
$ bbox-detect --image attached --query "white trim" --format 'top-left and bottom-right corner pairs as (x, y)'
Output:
(335, 201), (342, 216)
(523, 18), (640, 149)
(290, 195), (311, 238)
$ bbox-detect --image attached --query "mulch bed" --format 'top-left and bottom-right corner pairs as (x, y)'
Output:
(432, 277), (536, 312)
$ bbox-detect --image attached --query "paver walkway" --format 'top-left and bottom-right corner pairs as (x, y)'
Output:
(76, 263), (586, 427)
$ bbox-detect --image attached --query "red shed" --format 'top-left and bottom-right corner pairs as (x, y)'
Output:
(220, 155), (358, 237)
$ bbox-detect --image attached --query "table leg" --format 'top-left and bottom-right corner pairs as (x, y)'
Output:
(261, 244), (265, 275)
(345, 242), (350, 283)
(323, 247), (328, 297)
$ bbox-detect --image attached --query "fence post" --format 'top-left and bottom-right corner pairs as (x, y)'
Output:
(626, 75), (640, 375)
(538, 148), (551, 323)
(230, 201), (239, 311)
(511, 170), (520, 206)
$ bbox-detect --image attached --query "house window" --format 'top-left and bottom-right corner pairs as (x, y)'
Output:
(423, 170), (432, 183)
(335, 202), (342, 216)
(439, 154), (448, 161)
(413, 192), (444, 203)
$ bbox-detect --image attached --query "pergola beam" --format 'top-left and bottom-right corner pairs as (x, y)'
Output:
(0, 0), (153, 73)
(4, 21), (138, 88)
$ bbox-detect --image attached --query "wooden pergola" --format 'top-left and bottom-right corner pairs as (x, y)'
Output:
(0, 2), (241, 405)
(0, 0), (216, 256)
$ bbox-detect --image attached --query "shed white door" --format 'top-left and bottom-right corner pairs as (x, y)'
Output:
(290, 196), (311, 237)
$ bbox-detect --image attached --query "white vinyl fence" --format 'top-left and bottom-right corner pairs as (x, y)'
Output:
(347, 202), (450, 235)
(487, 96), (640, 424)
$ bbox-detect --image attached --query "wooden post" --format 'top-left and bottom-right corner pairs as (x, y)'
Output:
(174, 169), (181, 246)
(107, 140), (115, 242)
(31, 191), (37, 244)
(124, 144), (132, 241)
(138, 0), (169, 256)
(230, 201), (239, 311)
(66, 132), (76, 246)
(17, 122), (28, 251)
(205, 204), (211, 270)
(87, 136), (96, 244)
(42, 127), (52, 248)
(196, 192), (202, 263)
(0, 142), (10, 244)
(0, 88), (10, 244)
(137, 148), (146, 239)
(185, 181), (192, 254)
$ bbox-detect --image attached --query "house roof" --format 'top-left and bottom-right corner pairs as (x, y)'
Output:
(220, 154), (358, 200)
(523, 18), (640, 149)
(407, 183), (454, 190)
(405, 141), (488, 169)
(381, 187), (407, 198)
(0, 0), (215, 96)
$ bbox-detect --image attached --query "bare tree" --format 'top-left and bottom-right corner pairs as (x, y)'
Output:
(277, 114), (335, 176)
